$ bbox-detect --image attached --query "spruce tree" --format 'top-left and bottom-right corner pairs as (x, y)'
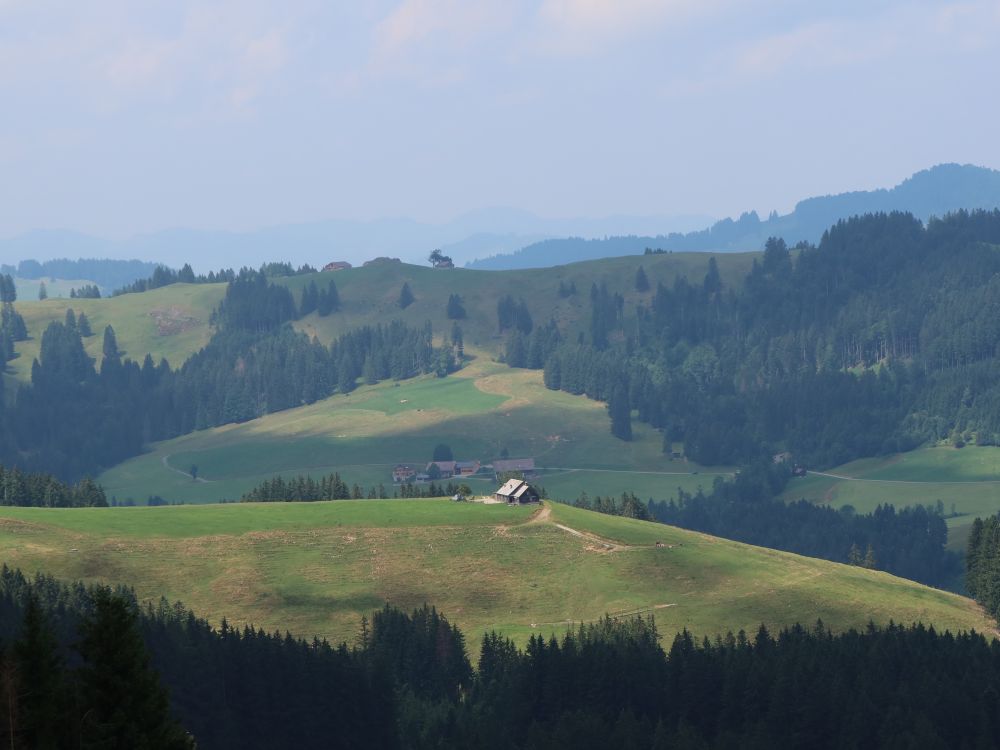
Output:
(77, 312), (93, 337)
(102, 325), (120, 362)
(12, 594), (67, 749)
(37, 281), (47, 300)
(399, 283), (414, 309)
(608, 383), (632, 441)
(635, 266), (650, 292)
(75, 589), (192, 749)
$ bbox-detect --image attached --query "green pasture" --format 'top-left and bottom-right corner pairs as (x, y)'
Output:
(7, 283), (222, 382)
(0, 499), (990, 649)
(782, 446), (1000, 552)
(14, 277), (101, 300)
(100, 360), (722, 504)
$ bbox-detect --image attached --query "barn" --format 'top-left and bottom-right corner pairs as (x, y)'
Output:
(494, 479), (540, 505)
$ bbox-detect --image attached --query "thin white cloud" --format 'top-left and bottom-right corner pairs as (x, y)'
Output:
(531, 0), (722, 55)
(370, 0), (516, 80)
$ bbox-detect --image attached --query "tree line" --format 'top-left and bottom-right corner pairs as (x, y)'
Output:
(239, 472), (472, 502)
(965, 514), (1000, 622)
(0, 464), (107, 507)
(6, 565), (1000, 748)
(112, 261), (317, 296)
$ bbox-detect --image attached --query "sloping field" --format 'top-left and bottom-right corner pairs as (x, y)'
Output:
(98, 358), (726, 504)
(6, 283), (223, 382)
(0, 500), (989, 648)
(782, 445), (1000, 551)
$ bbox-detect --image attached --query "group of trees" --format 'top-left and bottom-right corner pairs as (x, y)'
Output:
(8, 565), (1000, 748)
(69, 284), (101, 298)
(0, 464), (107, 507)
(0, 274), (27, 364)
(0, 271), (458, 479)
(572, 491), (650, 520)
(239, 472), (470, 502)
(966, 514), (1000, 621)
(0, 568), (393, 749)
(298, 279), (340, 316)
(113, 261), (317, 296)
(0, 581), (192, 748)
(497, 295), (533, 334)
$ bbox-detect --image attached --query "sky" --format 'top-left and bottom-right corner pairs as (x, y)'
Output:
(0, 0), (998, 240)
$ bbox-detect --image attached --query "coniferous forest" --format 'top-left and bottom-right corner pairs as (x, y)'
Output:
(3, 566), (1000, 750)
(508, 210), (1000, 468)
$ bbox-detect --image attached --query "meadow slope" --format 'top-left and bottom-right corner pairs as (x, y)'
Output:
(782, 445), (1000, 551)
(98, 357), (729, 504)
(0, 500), (990, 648)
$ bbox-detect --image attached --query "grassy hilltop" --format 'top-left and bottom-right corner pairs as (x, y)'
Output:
(0, 499), (989, 647)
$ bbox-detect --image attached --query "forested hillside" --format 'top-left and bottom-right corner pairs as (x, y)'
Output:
(5, 210), (1000, 484)
(513, 210), (1000, 469)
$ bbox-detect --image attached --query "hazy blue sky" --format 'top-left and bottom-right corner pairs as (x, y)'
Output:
(0, 0), (997, 239)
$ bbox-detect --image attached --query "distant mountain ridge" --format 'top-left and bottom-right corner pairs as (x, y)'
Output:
(0, 210), (710, 274)
(467, 163), (1000, 270)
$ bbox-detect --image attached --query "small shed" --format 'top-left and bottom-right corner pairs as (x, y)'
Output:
(494, 479), (540, 505)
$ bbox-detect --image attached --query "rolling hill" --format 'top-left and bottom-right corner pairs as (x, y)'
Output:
(6, 250), (756, 387)
(98, 357), (727, 504)
(0, 499), (989, 648)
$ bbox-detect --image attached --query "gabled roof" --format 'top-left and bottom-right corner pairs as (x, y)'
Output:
(496, 478), (525, 497)
(512, 483), (534, 499)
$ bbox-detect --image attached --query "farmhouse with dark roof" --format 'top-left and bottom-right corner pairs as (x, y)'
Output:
(494, 479), (540, 505)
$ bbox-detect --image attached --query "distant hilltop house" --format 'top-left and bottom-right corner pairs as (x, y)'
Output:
(392, 464), (416, 483)
(494, 479), (540, 505)
(428, 249), (454, 269)
(322, 261), (353, 272)
(363, 257), (401, 267)
(492, 458), (536, 480)
(772, 452), (792, 464)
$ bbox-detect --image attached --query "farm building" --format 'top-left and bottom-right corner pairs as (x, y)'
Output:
(426, 461), (457, 479)
(455, 460), (481, 476)
(392, 465), (416, 483)
(322, 261), (353, 272)
(494, 479), (540, 505)
(492, 458), (536, 480)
